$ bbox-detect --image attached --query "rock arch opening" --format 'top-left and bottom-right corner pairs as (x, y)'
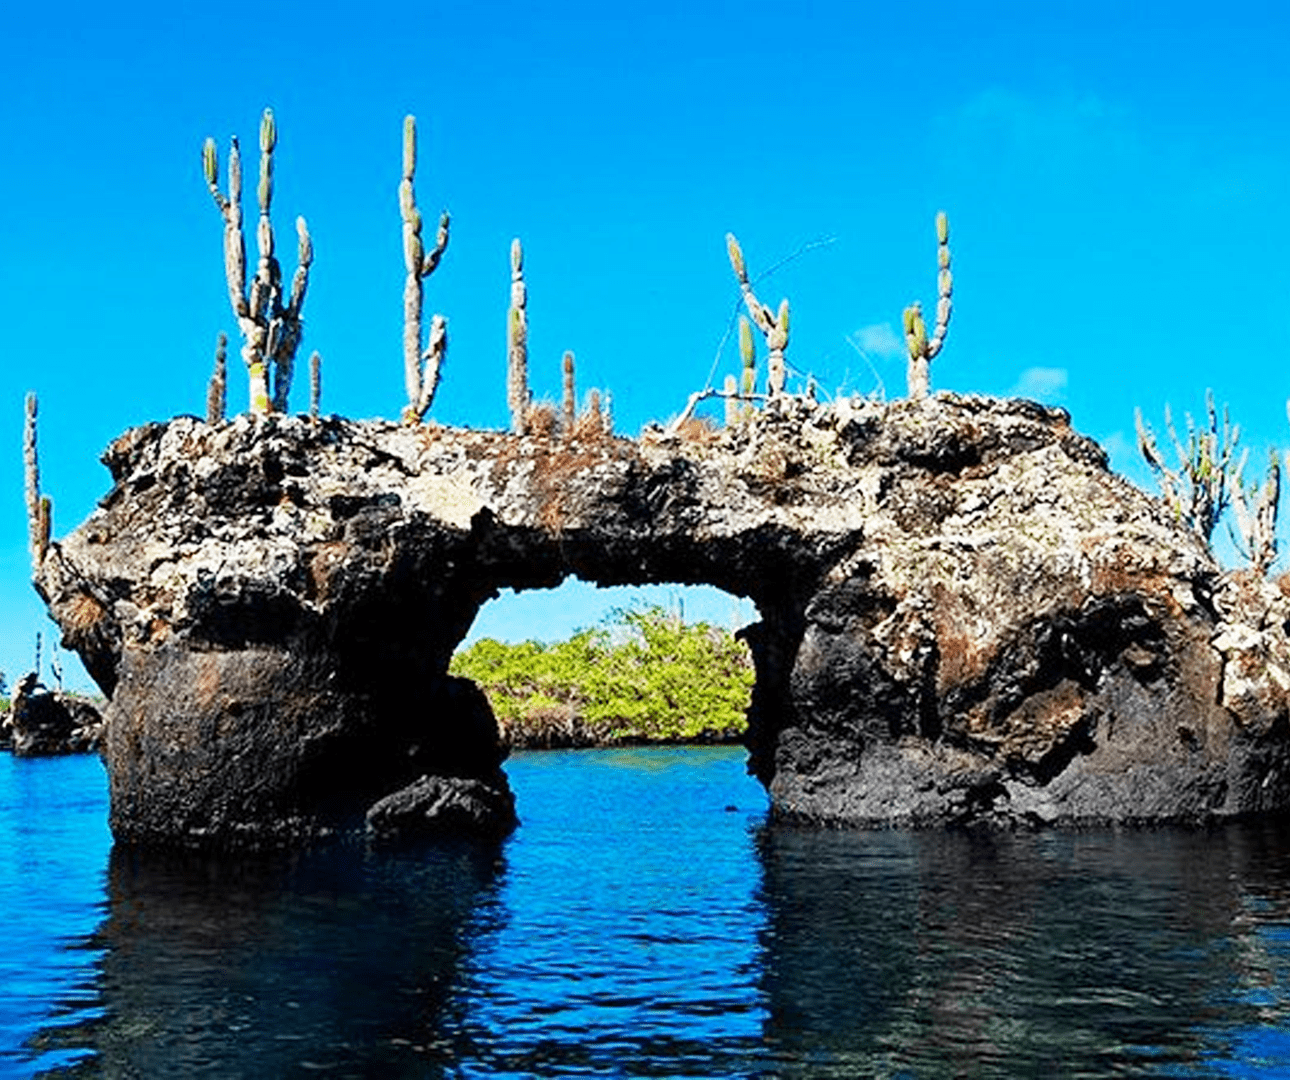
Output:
(451, 579), (760, 750)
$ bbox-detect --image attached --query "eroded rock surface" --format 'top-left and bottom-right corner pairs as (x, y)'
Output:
(6, 674), (105, 756)
(33, 393), (1290, 844)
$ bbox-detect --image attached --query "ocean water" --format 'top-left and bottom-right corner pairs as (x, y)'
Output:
(3, 747), (1290, 1077)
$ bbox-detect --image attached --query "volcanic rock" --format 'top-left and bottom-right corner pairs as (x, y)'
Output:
(366, 772), (518, 843)
(31, 393), (1290, 843)
(8, 673), (105, 756)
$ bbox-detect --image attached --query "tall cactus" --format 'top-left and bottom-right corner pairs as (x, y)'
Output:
(203, 108), (313, 415)
(738, 314), (758, 419)
(1231, 449), (1280, 575)
(726, 234), (789, 396)
(23, 391), (46, 565)
(903, 211), (953, 400)
(507, 238), (530, 433)
(1135, 390), (1240, 544)
(400, 114), (451, 423)
(562, 351), (576, 432)
(206, 332), (228, 425)
(723, 374), (739, 427)
(309, 350), (322, 420)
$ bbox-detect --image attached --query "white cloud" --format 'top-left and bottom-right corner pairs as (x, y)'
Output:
(1008, 366), (1068, 404)
(849, 322), (904, 362)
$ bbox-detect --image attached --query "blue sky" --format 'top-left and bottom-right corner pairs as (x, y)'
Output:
(1, 0), (1287, 690)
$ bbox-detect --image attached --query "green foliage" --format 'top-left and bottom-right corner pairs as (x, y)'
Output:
(449, 605), (754, 747)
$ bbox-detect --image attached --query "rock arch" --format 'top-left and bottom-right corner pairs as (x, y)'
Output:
(35, 394), (1290, 847)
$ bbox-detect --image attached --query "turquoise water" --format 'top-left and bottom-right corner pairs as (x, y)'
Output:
(4, 748), (1290, 1077)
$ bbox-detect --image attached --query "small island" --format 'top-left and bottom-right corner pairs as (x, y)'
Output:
(22, 110), (1290, 849)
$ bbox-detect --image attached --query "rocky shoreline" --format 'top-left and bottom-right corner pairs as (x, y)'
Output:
(0, 677), (105, 757)
(30, 393), (1290, 846)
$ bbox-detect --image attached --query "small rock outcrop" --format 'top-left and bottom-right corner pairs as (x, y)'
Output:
(31, 394), (1290, 844)
(366, 773), (518, 843)
(6, 673), (105, 757)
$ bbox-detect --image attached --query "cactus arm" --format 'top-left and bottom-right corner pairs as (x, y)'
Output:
(23, 392), (42, 565)
(309, 351), (322, 420)
(1136, 406), (1183, 518)
(270, 216), (312, 412)
(204, 134), (250, 319)
(562, 351), (576, 432)
(422, 211), (450, 277)
(926, 212), (953, 360)
(507, 238), (529, 433)
(412, 315), (447, 421)
(726, 234), (790, 397)
(1229, 451), (1254, 564)
(766, 297), (789, 396)
(904, 302), (931, 400)
(37, 496), (51, 564)
(206, 332), (228, 424)
(1230, 449), (1280, 574)
(286, 216), (312, 319)
(1260, 454), (1282, 573)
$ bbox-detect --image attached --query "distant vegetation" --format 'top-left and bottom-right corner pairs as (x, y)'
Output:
(450, 606), (754, 749)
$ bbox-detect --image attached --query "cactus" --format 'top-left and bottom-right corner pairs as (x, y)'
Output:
(203, 109), (312, 415)
(739, 316), (758, 420)
(206, 332), (228, 424)
(1231, 449), (1280, 575)
(400, 115), (452, 423)
(23, 392), (43, 565)
(562, 351), (576, 433)
(903, 211), (952, 400)
(309, 350), (322, 420)
(1135, 390), (1240, 544)
(405, 314), (447, 425)
(36, 497), (51, 566)
(723, 374), (739, 427)
(726, 234), (789, 396)
(507, 238), (530, 433)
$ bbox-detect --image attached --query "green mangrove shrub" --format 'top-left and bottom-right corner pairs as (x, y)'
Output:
(450, 605), (755, 747)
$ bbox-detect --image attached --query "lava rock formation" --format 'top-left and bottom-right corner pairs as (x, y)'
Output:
(33, 393), (1290, 845)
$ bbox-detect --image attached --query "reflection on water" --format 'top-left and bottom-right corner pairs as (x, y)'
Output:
(9, 747), (1290, 1077)
(757, 823), (1290, 1077)
(46, 841), (504, 1077)
(0, 754), (110, 1077)
(451, 748), (770, 1075)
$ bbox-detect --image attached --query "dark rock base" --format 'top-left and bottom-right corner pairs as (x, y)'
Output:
(7, 677), (105, 757)
(366, 772), (518, 843)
